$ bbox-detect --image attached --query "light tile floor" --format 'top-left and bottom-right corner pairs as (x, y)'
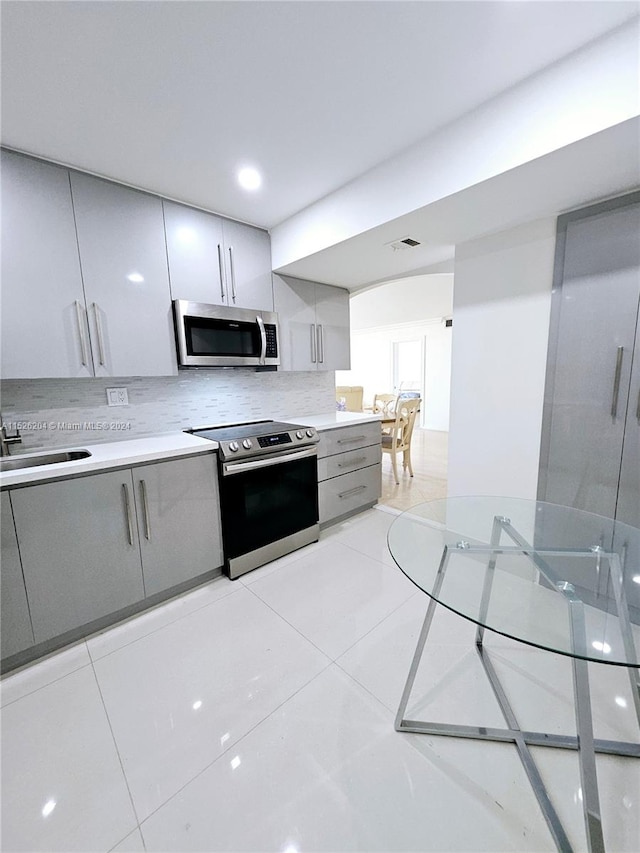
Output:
(1, 508), (639, 852)
(380, 428), (448, 511)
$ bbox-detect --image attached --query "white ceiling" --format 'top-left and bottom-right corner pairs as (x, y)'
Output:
(2, 0), (638, 233)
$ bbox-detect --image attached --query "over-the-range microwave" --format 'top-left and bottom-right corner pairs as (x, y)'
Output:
(173, 300), (280, 368)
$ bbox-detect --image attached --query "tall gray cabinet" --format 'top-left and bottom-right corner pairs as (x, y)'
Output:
(538, 192), (640, 529)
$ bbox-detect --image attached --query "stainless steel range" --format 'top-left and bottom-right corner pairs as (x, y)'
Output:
(188, 421), (320, 579)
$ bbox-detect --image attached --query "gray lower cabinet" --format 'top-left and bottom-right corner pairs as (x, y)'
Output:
(132, 455), (223, 596)
(317, 423), (381, 525)
(4, 453), (223, 653)
(10, 470), (146, 644)
(273, 274), (350, 371)
(0, 492), (34, 657)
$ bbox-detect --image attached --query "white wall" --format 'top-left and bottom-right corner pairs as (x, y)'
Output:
(447, 219), (556, 498)
(336, 274), (453, 430)
(350, 274), (453, 329)
(271, 19), (639, 269)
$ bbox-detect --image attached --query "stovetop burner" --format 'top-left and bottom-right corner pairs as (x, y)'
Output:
(187, 419), (319, 461)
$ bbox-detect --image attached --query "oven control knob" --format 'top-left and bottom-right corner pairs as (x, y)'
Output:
(296, 430), (304, 440)
(242, 438), (252, 450)
(228, 441), (239, 453)
(306, 429), (315, 438)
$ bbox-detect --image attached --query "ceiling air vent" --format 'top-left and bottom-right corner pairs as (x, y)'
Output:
(386, 236), (421, 251)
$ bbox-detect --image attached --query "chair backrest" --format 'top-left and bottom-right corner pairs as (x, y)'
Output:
(373, 393), (398, 417)
(390, 398), (421, 451)
(336, 386), (364, 412)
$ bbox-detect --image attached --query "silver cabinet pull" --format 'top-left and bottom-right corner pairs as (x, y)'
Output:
(256, 315), (267, 365)
(636, 389), (640, 423)
(139, 479), (151, 540)
(611, 346), (624, 418)
(217, 244), (226, 301)
(122, 483), (134, 545)
(337, 435), (366, 444)
(338, 484), (367, 499)
(228, 246), (236, 302)
(310, 324), (317, 363)
(317, 324), (324, 363)
(337, 456), (367, 468)
(74, 300), (89, 366)
(92, 303), (106, 366)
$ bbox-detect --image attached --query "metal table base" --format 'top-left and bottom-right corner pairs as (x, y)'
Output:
(394, 518), (640, 853)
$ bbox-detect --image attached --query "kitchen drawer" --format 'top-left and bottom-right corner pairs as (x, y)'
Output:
(317, 443), (381, 482)
(317, 422), (381, 459)
(318, 463), (381, 525)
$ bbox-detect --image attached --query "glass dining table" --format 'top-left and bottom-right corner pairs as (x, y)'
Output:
(387, 497), (640, 853)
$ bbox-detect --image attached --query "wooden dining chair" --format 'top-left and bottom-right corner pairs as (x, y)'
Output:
(381, 397), (421, 484)
(372, 393), (398, 417)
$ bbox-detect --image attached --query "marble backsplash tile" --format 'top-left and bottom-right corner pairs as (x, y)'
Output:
(0, 371), (336, 453)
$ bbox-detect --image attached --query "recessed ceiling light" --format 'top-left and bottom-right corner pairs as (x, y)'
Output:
(126, 272), (144, 283)
(238, 166), (262, 191)
(41, 799), (56, 818)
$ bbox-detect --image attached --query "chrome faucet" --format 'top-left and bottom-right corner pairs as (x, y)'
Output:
(0, 419), (22, 456)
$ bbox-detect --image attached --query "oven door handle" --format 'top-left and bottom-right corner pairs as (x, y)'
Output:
(222, 446), (317, 476)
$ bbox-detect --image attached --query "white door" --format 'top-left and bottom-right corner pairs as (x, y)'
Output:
(392, 339), (424, 424)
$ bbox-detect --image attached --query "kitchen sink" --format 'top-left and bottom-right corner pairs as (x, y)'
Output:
(0, 449), (92, 472)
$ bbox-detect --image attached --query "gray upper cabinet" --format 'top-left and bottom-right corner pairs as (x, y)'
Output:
(70, 172), (177, 376)
(0, 492), (34, 658)
(221, 218), (273, 312)
(0, 150), (91, 379)
(11, 470), (146, 644)
(273, 274), (350, 371)
(539, 196), (640, 527)
(163, 201), (226, 305)
(132, 455), (223, 596)
(315, 281), (351, 371)
(164, 200), (273, 311)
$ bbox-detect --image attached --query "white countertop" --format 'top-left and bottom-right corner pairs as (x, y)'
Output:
(0, 412), (382, 488)
(289, 411), (382, 430)
(0, 432), (216, 489)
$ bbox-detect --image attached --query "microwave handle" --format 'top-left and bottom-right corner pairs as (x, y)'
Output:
(256, 315), (267, 365)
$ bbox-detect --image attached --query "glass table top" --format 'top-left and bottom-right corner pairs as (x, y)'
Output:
(387, 497), (640, 667)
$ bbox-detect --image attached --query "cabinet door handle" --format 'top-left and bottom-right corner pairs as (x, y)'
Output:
(75, 300), (89, 366)
(337, 435), (366, 444)
(317, 324), (324, 363)
(636, 389), (640, 423)
(122, 483), (134, 545)
(337, 456), (367, 468)
(217, 244), (226, 301)
(93, 303), (106, 366)
(611, 346), (624, 418)
(139, 479), (151, 540)
(228, 246), (237, 302)
(310, 324), (317, 363)
(338, 484), (367, 499)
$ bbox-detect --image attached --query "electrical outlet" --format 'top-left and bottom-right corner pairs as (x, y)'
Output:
(106, 387), (129, 407)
